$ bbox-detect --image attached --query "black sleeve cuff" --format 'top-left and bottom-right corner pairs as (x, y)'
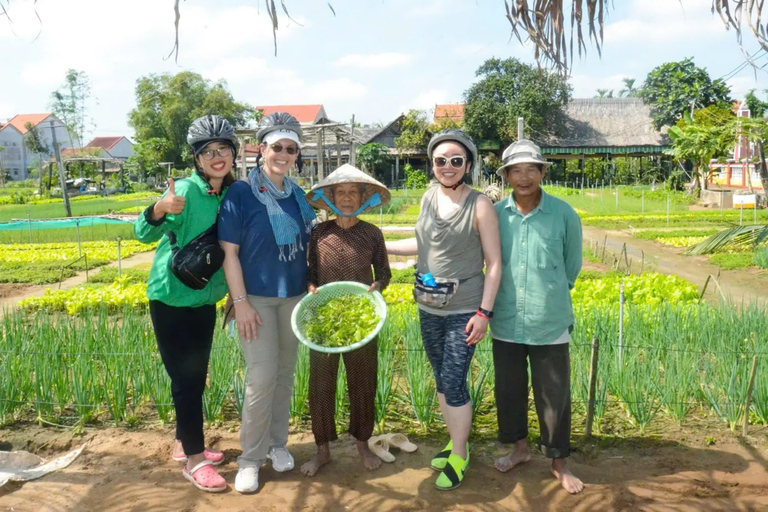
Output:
(143, 203), (166, 226)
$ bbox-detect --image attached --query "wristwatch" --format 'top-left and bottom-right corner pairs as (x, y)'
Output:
(477, 307), (494, 319)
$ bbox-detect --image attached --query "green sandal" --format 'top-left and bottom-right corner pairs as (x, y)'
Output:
(436, 453), (469, 490)
(430, 440), (453, 471)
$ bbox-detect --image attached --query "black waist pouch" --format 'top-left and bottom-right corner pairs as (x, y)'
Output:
(167, 223), (225, 290)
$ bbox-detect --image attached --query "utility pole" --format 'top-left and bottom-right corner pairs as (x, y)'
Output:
(349, 114), (356, 167)
(50, 120), (72, 217)
(517, 117), (525, 141)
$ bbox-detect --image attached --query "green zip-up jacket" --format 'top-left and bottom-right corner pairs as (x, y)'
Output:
(134, 173), (229, 307)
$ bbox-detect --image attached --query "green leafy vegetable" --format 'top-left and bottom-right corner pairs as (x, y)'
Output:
(306, 293), (380, 347)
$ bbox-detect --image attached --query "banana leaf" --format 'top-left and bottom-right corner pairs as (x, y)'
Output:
(686, 225), (768, 255)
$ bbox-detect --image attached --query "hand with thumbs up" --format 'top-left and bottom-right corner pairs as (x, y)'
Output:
(152, 178), (186, 221)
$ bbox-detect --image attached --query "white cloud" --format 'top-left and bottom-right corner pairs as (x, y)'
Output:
(334, 53), (414, 70)
(202, 57), (269, 84)
(727, 75), (765, 100)
(397, 89), (451, 116)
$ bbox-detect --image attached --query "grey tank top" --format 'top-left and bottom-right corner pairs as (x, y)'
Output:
(415, 185), (485, 315)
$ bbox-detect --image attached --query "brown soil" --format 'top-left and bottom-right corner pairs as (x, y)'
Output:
(1, 423), (767, 512)
(0, 284), (31, 299)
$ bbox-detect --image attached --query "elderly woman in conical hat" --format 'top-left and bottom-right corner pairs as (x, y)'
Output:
(299, 164), (392, 477)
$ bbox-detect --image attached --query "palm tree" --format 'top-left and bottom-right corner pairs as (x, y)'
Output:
(619, 78), (639, 98)
(595, 89), (614, 98)
(4, 1), (767, 73)
(687, 225), (768, 255)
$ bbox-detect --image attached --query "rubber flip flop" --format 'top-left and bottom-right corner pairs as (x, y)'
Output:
(436, 453), (469, 491)
(182, 460), (227, 493)
(382, 433), (418, 453)
(430, 439), (453, 471)
(367, 436), (396, 463)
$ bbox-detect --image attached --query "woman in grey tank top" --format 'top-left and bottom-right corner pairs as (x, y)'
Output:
(386, 130), (501, 490)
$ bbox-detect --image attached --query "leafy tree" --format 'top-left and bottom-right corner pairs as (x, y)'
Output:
(745, 90), (768, 118)
(619, 78), (639, 98)
(640, 58), (732, 130)
(24, 122), (50, 193)
(404, 163), (428, 189)
(355, 143), (391, 177)
(50, 69), (91, 146)
(127, 138), (170, 183)
(0, 146), (5, 186)
(394, 110), (431, 155)
(128, 71), (257, 166)
(432, 118), (463, 132)
(463, 58), (571, 146)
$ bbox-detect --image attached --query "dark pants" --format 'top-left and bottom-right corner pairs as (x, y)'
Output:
(308, 338), (378, 445)
(418, 309), (476, 407)
(492, 339), (571, 459)
(149, 300), (216, 456)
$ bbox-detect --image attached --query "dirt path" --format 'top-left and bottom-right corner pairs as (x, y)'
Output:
(0, 250), (156, 315)
(1, 425), (767, 512)
(583, 226), (768, 304)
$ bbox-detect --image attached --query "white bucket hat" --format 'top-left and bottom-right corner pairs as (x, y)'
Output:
(496, 139), (552, 177)
(307, 164), (391, 217)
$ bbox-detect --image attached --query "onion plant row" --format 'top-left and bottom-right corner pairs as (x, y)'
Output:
(2, 299), (768, 436)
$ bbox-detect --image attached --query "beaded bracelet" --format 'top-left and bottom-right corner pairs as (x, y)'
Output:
(233, 295), (248, 303)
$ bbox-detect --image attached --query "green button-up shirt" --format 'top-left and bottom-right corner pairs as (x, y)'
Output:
(490, 189), (582, 345)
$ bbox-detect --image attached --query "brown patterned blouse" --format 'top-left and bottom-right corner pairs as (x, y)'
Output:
(307, 220), (391, 290)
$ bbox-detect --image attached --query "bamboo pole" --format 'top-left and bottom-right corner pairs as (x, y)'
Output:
(585, 337), (600, 439)
(743, 355), (759, 437)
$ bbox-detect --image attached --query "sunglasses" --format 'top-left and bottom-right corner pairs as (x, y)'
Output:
(269, 143), (299, 155)
(200, 147), (233, 160)
(433, 156), (466, 169)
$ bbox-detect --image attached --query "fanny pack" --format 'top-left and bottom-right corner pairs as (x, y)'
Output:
(167, 221), (224, 290)
(413, 272), (461, 309)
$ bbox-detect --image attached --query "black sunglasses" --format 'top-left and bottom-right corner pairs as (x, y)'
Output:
(268, 143), (299, 155)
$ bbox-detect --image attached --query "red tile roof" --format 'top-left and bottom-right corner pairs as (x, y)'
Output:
(434, 104), (465, 122)
(86, 136), (125, 150)
(256, 105), (324, 124)
(7, 113), (52, 134)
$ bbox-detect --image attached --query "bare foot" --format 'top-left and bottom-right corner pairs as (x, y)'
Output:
(551, 458), (584, 494)
(357, 440), (382, 471)
(494, 442), (531, 473)
(300, 444), (331, 477)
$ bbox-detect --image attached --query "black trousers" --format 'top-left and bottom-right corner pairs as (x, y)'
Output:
(492, 339), (571, 459)
(149, 300), (216, 456)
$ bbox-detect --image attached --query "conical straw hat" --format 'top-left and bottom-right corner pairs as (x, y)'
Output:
(307, 164), (391, 215)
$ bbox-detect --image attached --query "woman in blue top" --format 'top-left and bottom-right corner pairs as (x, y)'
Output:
(219, 112), (316, 494)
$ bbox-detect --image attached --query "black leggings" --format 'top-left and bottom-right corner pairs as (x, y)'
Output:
(149, 300), (216, 456)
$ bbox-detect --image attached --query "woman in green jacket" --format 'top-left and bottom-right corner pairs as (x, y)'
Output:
(134, 115), (235, 492)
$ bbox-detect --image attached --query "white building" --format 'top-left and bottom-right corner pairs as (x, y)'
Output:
(0, 113), (78, 180)
(0, 123), (25, 180)
(85, 136), (134, 160)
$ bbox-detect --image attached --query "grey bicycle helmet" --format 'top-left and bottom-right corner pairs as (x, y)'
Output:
(427, 129), (478, 172)
(256, 112), (303, 142)
(187, 114), (239, 155)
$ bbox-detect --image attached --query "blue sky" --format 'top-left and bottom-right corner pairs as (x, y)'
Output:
(1, 0), (765, 142)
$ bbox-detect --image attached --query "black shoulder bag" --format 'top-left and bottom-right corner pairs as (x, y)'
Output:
(167, 219), (225, 290)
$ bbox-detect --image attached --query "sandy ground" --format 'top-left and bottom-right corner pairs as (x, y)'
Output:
(1, 424), (768, 512)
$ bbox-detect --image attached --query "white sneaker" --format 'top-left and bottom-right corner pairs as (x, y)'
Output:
(267, 446), (294, 472)
(234, 466), (259, 494)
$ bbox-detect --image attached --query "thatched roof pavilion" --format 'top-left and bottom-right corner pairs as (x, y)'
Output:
(536, 98), (670, 159)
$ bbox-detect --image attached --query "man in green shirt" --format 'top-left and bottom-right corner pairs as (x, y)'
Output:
(490, 139), (584, 495)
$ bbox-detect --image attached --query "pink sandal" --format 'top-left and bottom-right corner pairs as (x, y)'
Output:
(182, 460), (227, 492)
(172, 448), (225, 465)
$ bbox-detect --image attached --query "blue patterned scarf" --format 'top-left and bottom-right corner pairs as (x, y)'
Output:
(249, 168), (316, 261)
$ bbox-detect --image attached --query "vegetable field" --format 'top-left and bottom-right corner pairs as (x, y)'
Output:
(3, 275), (768, 439)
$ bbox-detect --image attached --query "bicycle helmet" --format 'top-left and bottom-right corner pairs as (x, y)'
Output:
(187, 114), (239, 156)
(427, 129), (478, 172)
(256, 112), (303, 142)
